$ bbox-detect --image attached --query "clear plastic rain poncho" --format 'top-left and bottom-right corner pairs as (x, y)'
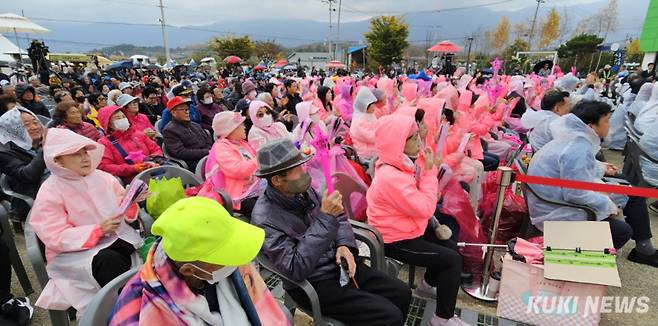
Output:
(527, 114), (618, 231)
(634, 83), (658, 133)
(638, 95), (658, 186)
(628, 83), (653, 117)
(520, 109), (559, 151)
(605, 88), (636, 150)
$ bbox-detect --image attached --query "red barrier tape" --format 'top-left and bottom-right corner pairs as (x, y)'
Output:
(515, 173), (658, 199)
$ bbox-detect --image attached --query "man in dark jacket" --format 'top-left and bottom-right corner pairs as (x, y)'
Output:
(251, 139), (411, 326)
(283, 79), (303, 115)
(15, 85), (50, 117)
(162, 96), (212, 170)
(139, 86), (165, 125)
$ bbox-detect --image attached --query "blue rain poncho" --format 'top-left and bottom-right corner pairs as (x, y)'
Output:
(527, 114), (618, 231)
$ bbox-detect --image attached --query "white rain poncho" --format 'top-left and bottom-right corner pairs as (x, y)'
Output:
(554, 74), (579, 92)
(634, 83), (658, 133)
(520, 109), (559, 151)
(628, 83), (653, 117)
(639, 117), (658, 186)
(604, 88), (635, 150)
(527, 114), (618, 231)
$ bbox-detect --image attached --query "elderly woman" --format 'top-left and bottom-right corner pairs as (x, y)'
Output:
(196, 87), (223, 133)
(350, 87), (378, 161)
(247, 100), (291, 150)
(0, 108), (49, 221)
(205, 111), (264, 217)
(116, 94), (156, 138)
(97, 105), (162, 181)
(29, 128), (144, 317)
(53, 100), (101, 141)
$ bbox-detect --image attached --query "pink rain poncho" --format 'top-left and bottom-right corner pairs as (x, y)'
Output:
(29, 128), (142, 316)
(349, 88), (378, 160)
(334, 79), (354, 122)
(247, 100), (291, 150)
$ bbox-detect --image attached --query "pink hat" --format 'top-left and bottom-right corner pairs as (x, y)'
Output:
(213, 111), (246, 138)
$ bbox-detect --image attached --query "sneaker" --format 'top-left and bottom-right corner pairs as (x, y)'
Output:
(415, 279), (437, 299)
(628, 248), (658, 268)
(1, 297), (34, 326)
(649, 201), (658, 214)
(428, 315), (472, 326)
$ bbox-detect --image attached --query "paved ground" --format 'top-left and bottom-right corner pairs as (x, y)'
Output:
(8, 150), (658, 325)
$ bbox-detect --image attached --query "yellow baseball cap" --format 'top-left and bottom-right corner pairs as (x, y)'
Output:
(152, 197), (264, 266)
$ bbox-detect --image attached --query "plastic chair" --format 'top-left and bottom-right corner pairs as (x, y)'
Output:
(513, 157), (596, 239)
(331, 172), (401, 279)
(160, 143), (189, 170)
(256, 254), (346, 326)
(0, 174), (35, 207)
(154, 119), (163, 136)
(134, 165), (202, 188)
(0, 203), (33, 296)
(78, 267), (139, 326)
(195, 155), (209, 181)
(24, 211), (72, 326)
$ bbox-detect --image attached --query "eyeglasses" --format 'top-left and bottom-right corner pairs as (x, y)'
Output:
(97, 96), (106, 101)
(173, 107), (189, 112)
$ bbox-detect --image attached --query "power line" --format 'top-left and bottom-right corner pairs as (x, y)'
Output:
(29, 17), (325, 43)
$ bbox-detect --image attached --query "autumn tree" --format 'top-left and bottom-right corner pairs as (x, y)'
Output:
(626, 38), (643, 63)
(513, 23), (530, 41)
(253, 40), (285, 62)
(492, 17), (511, 50)
(539, 8), (560, 49)
(364, 16), (410, 67)
(209, 36), (254, 60)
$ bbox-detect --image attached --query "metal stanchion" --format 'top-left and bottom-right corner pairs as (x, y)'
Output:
(463, 166), (514, 302)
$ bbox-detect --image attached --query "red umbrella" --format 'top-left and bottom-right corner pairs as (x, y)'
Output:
(273, 59), (288, 68)
(223, 55), (242, 64)
(325, 60), (346, 69)
(427, 40), (462, 53)
(253, 65), (266, 71)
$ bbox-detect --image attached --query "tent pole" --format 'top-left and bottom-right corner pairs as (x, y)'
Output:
(13, 27), (22, 68)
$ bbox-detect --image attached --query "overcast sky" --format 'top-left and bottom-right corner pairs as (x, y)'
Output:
(5, 0), (606, 26)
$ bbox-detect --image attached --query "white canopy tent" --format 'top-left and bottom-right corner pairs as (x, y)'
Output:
(0, 34), (26, 63)
(0, 13), (49, 65)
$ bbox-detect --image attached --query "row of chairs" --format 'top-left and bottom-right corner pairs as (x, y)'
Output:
(2, 157), (406, 325)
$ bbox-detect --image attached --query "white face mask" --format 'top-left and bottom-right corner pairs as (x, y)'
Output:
(190, 264), (237, 284)
(112, 118), (130, 131)
(259, 114), (273, 127)
(203, 97), (213, 105)
(247, 90), (257, 100)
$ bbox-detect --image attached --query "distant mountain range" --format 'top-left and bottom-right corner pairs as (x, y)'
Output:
(6, 0), (649, 57)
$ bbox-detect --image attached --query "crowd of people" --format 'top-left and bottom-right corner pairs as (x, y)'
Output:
(1, 56), (658, 326)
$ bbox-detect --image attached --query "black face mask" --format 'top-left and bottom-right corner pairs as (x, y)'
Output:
(76, 96), (85, 103)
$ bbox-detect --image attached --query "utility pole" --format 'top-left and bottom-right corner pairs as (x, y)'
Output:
(528, 0), (545, 50)
(335, 0), (342, 62)
(323, 0), (336, 60)
(157, 0), (171, 65)
(466, 36), (474, 74)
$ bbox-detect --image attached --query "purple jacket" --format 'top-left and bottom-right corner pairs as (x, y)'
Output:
(251, 186), (357, 285)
